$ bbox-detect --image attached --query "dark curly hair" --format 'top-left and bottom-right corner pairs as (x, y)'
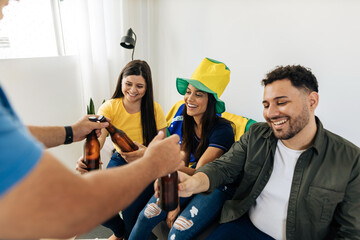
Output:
(261, 65), (319, 93)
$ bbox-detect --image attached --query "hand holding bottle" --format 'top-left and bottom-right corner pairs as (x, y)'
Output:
(97, 115), (139, 152)
(71, 115), (109, 142)
(142, 131), (183, 177)
(119, 142), (147, 163)
(76, 156), (103, 174)
(83, 117), (101, 171)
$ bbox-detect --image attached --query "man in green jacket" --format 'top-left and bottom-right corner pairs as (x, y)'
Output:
(176, 65), (360, 239)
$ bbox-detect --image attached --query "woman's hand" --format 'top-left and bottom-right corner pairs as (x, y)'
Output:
(75, 156), (103, 174)
(166, 205), (180, 228)
(120, 142), (146, 163)
(75, 157), (87, 174)
(154, 178), (160, 198)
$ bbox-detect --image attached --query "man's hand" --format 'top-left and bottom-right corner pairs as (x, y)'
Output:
(143, 131), (184, 178)
(178, 171), (210, 197)
(72, 115), (109, 142)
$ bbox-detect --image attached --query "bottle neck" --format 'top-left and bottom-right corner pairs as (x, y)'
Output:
(106, 122), (125, 135)
(106, 122), (116, 134)
(86, 130), (97, 140)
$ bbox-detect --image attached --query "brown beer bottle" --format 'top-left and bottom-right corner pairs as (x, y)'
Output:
(84, 117), (101, 171)
(97, 115), (138, 152)
(159, 172), (179, 211)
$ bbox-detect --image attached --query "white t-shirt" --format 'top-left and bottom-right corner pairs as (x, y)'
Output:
(249, 140), (305, 240)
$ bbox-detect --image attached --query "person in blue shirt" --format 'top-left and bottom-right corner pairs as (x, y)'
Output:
(0, 1), (183, 239)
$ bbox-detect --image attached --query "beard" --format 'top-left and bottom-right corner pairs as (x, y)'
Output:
(269, 105), (310, 140)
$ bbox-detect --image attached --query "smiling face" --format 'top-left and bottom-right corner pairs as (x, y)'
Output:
(262, 79), (313, 140)
(121, 75), (146, 104)
(184, 84), (209, 122)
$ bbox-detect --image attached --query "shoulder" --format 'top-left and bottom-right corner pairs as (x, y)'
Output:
(238, 122), (273, 145)
(213, 118), (234, 131)
(153, 101), (166, 127)
(153, 101), (163, 110)
(153, 101), (160, 107)
(247, 122), (272, 135)
(107, 98), (122, 106)
(323, 128), (360, 157)
(209, 118), (235, 138)
(314, 118), (360, 160)
(98, 98), (123, 113)
(153, 101), (165, 115)
(0, 110), (43, 197)
(99, 98), (120, 108)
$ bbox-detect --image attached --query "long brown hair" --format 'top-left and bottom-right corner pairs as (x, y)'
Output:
(181, 93), (227, 166)
(112, 60), (157, 146)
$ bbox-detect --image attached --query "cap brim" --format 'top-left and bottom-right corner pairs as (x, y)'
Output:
(176, 78), (216, 95)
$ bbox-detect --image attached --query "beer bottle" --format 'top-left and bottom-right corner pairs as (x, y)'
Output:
(84, 116), (101, 171)
(97, 115), (138, 152)
(159, 172), (179, 211)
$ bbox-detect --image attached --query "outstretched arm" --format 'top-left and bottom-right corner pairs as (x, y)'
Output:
(0, 132), (183, 239)
(162, 171), (210, 198)
(179, 147), (225, 176)
(28, 115), (108, 148)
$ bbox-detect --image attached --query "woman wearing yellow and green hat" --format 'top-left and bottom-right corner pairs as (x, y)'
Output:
(129, 58), (236, 240)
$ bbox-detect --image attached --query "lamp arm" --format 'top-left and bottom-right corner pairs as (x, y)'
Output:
(131, 31), (137, 60)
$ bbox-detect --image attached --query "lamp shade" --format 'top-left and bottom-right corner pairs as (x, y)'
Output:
(120, 28), (136, 49)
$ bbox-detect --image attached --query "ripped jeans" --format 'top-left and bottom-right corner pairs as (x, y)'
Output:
(128, 185), (234, 240)
(101, 152), (154, 239)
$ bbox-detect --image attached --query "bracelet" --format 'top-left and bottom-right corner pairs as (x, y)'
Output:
(64, 126), (73, 144)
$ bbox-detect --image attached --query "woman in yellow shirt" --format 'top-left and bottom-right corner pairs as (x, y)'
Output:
(77, 60), (167, 240)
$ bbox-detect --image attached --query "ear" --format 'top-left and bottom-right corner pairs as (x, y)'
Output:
(308, 91), (319, 111)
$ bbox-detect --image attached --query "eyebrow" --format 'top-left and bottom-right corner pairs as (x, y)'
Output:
(187, 87), (204, 93)
(262, 96), (288, 104)
(125, 81), (144, 85)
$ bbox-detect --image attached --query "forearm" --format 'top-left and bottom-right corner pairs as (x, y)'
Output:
(28, 116), (108, 148)
(28, 125), (66, 148)
(179, 171), (210, 197)
(0, 152), (160, 239)
(179, 166), (196, 176)
(192, 172), (210, 193)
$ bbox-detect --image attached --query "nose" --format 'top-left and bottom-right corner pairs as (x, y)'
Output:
(130, 85), (137, 93)
(187, 93), (195, 102)
(264, 104), (279, 119)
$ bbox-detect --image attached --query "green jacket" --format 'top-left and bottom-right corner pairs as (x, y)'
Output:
(198, 117), (360, 239)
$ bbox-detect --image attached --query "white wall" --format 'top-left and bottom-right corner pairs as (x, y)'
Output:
(0, 56), (85, 170)
(147, 0), (360, 147)
(0, 0), (359, 172)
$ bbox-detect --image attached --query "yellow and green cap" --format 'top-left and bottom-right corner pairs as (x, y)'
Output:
(176, 57), (230, 113)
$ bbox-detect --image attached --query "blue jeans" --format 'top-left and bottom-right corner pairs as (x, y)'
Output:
(102, 152), (154, 239)
(129, 185), (234, 240)
(206, 213), (275, 240)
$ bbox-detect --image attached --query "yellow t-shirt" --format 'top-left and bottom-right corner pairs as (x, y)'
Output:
(97, 98), (166, 152)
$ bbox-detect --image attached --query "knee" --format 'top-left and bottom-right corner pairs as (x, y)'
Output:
(168, 215), (195, 239)
(134, 202), (163, 227)
(143, 202), (163, 219)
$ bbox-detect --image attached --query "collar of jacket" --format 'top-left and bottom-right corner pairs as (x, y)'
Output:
(261, 116), (323, 155)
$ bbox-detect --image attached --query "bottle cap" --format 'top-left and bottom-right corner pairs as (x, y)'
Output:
(88, 116), (98, 122)
(97, 115), (106, 122)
